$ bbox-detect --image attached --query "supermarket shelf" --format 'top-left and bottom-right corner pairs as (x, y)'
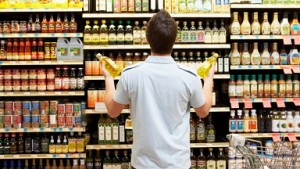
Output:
(0, 127), (85, 133)
(85, 107), (230, 114)
(0, 153), (86, 159)
(84, 74), (230, 81)
(230, 65), (287, 70)
(230, 4), (300, 9)
(0, 8), (82, 12)
(236, 133), (300, 138)
(230, 98), (295, 103)
(0, 33), (83, 38)
(83, 44), (231, 50)
(82, 13), (231, 18)
(86, 142), (229, 150)
(230, 35), (300, 40)
(0, 60), (83, 66)
(0, 91), (85, 97)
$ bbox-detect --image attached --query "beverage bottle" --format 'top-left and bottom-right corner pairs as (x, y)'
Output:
(55, 14), (63, 33)
(51, 160), (57, 169)
(229, 110), (237, 133)
(10, 133), (17, 154)
(181, 21), (189, 43)
(257, 110), (265, 133)
(217, 148), (226, 169)
(197, 53), (218, 78)
(96, 53), (121, 77)
(68, 132), (76, 153)
(86, 150), (94, 169)
(94, 150), (102, 169)
(196, 117), (205, 142)
(108, 20), (117, 45)
(121, 150), (130, 168)
(56, 135), (62, 154)
(58, 159), (64, 169)
(77, 68), (85, 90)
(141, 21), (147, 44)
(45, 159), (51, 169)
(41, 14), (49, 33)
(76, 132), (85, 153)
(79, 159), (86, 169)
(190, 115), (196, 143)
(190, 150), (197, 169)
(112, 150), (122, 168)
(4, 134), (10, 154)
(69, 13), (77, 33)
(63, 14), (69, 33)
(49, 135), (56, 154)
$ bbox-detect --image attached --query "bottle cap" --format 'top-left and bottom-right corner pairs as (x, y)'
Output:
(237, 109), (242, 115)
(230, 110), (235, 116)
(258, 74), (263, 80)
(244, 75), (249, 80)
(230, 75), (235, 81)
(251, 74), (256, 80)
(251, 109), (256, 115)
(294, 74), (299, 80)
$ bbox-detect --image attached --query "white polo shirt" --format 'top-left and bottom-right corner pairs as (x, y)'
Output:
(114, 56), (205, 169)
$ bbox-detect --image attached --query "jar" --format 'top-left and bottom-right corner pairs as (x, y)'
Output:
(29, 79), (37, 91)
(37, 69), (46, 80)
(44, 42), (51, 60)
(47, 69), (55, 79)
(29, 69), (37, 80)
(50, 42), (56, 60)
(0, 69), (4, 80)
(12, 69), (20, 80)
(47, 79), (55, 91)
(11, 20), (19, 33)
(3, 21), (10, 33)
(19, 21), (27, 33)
(13, 79), (21, 91)
(37, 79), (46, 91)
(4, 79), (12, 91)
(20, 69), (29, 80)
(21, 80), (29, 91)
(4, 69), (12, 80)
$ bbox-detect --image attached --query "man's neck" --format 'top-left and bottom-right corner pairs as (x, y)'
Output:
(151, 52), (171, 57)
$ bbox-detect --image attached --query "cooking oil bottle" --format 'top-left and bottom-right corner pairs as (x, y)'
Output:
(197, 53), (218, 78)
(96, 53), (121, 77)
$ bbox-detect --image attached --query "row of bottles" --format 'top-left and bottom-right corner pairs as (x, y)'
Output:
(190, 148), (227, 169)
(229, 109), (300, 133)
(228, 74), (300, 98)
(231, 12), (300, 35)
(0, 13), (77, 34)
(86, 0), (230, 14)
(0, 159), (86, 169)
(190, 114), (216, 143)
(0, 132), (85, 154)
(86, 150), (131, 169)
(230, 42), (300, 65)
(231, 0), (300, 4)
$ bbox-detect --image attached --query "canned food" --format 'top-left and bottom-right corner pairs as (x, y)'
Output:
(4, 79), (12, 91)
(21, 79), (29, 91)
(31, 115), (40, 128)
(49, 114), (57, 128)
(4, 69), (12, 79)
(4, 101), (13, 115)
(40, 114), (49, 128)
(57, 104), (65, 114)
(12, 79), (21, 91)
(40, 101), (49, 115)
(22, 101), (31, 115)
(12, 69), (20, 79)
(4, 115), (12, 128)
(29, 79), (37, 91)
(65, 114), (73, 127)
(31, 101), (40, 115)
(57, 114), (65, 127)
(73, 103), (81, 115)
(65, 103), (73, 114)
(0, 115), (4, 128)
(13, 101), (22, 115)
(13, 114), (21, 129)
(37, 79), (46, 91)
(49, 101), (58, 115)
(21, 69), (29, 80)
(23, 115), (31, 128)
(47, 79), (55, 91)
(37, 69), (46, 80)
(29, 69), (37, 79)
(74, 115), (82, 127)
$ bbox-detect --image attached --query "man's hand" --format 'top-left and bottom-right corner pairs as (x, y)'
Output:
(204, 67), (215, 83)
(101, 61), (112, 78)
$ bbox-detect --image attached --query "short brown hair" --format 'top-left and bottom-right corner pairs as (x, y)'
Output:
(146, 10), (177, 55)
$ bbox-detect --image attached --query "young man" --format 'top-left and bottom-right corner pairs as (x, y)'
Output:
(102, 10), (214, 169)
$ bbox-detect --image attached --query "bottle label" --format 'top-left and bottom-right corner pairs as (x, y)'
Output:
(271, 83), (278, 97)
(176, 30), (182, 43)
(243, 119), (250, 132)
(219, 32), (226, 43)
(119, 125), (125, 143)
(236, 84), (243, 97)
(117, 33), (125, 42)
(212, 32), (219, 43)
(197, 160), (206, 169)
(204, 32), (212, 43)
(207, 160), (216, 169)
(251, 84), (257, 98)
(142, 0), (149, 11)
(125, 33), (133, 43)
(121, 163), (130, 169)
(250, 120), (257, 131)
(103, 164), (113, 169)
(243, 83), (250, 98)
(197, 123), (205, 141)
(77, 78), (84, 90)
(252, 23), (260, 35)
(231, 23), (240, 35)
(133, 30), (141, 44)
(190, 31), (197, 42)
(262, 23), (271, 35)
(70, 78), (77, 90)
(218, 58), (223, 73)
(105, 126), (112, 141)
(190, 125), (196, 141)
(197, 30), (204, 42)
(224, 58), (229, 72)
(191, 160), (197, 169)
(217, 160), (226, 169)
(229, 119), (237, 132)
(113, 125), (119, 141)
(229, 85), (236, 97)
(99, 125), (105, 141)
(206, 129), (215, 142)
(109, 33), (117, 42)
(272, 119), (280, 132)
(100, 0), (106, 10)
(181, 31), (189, 42)
(92, 33), (100, 43)
(271, 24), (281, 35)
(293, 83), (300, 97)
(100, 33), (108, 42)
(107, 0), (113, 12)
(95, 161), (102, 169)
(112, 164), (122, 169)
(135, 0), (142, 11)
(237, 120), (243, 131)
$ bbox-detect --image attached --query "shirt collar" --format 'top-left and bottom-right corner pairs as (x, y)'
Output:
(145, 56), (176, 64)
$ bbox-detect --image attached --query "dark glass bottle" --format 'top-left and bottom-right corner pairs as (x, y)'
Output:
(38, 159), (43, 169)
(86, 150), (94, 169)
(24, 134), (32, 154)
(10, 160), (15, 169)
(31, 159), (37, 169)
(112, 150), (122, 168)
(24, 160), (29, 169)
(77, 68), (85, 90)
(10, 133), (17, 154)
(34, 14), (41, 33)
(3, 134), (10, 154)
(103, 151), (112, 168)
(17, 133), (24, 154)
(16, 160), (22, 169)
(257, 109), (265, 133)
(94, 150), (102, 169)
(205, 115), (216, 143)
(70, 68), (77, 90)
(190, 150), (197, 169)
(33, 134), (41, 153)
(121, 150), (130, 169)
(125, 20), (133, 45)
(41, 134), (49, 153)
(0, 134), (4, 154)
(197, 149), (206, 169)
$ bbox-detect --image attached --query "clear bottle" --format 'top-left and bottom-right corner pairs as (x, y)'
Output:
(243, 75), (250, 98)
(55, 135), (62, 154)
(204, 21), (212, 44)
(124, 20), (133, 45)
(241, 12), (251, 35)
(243, 110), (250, 133)
(251, 12), (261, 35)
(51, 160), (57, 169)
(196, 118), (206, 142)
(293, 75), (300, 98)
(76, 132), (85, 153)
(251, 42), (261, 65)
(264, 74), (271, 98)
(219, 20), (226, 44)
(72, 159), (79, 169)
(230, 42), (240, 65)
(55, 14), (63, 33)
(83, 20), (92, 45)
(35, 14), (41, 33)
(190, 21), (198, 43)
(262, 12), (271, 35)
(197, 21), (205, 44)
(289, 46), (300, 65)
(176, 21), (182, 44)
(212, 20), (219, 44)
(278, 74), (286, 98)
(117, 20), (125, 45)
(261, 42), (270, 65)
(100, 20), (108, 46)
(271, 12), (281, 35)
(62, 135), (68, 153)
(49, 135), (55, 154)
(250, 74), (257, 98)
(103, 151), (112, 168)
(236, 75), (244, 98)
(281, 12), (290, 35)
(237, 110), (244, 133)
(241, 43), (250, 65)
(108, 20), (117, 45)
(178, 0), (187, 13)
(231, 12), (241, 35)
(280, 48), (288, 65)
(286, 111), (294, 132)
(141, 21), (147, 44)
(270, 42), (280, 65)
(229, 110), (237, 133)
(121, 150), (130, 168)
(181, 21), (190, 43)
(133, 21), (141, 45)
(28, 14), (33, 33)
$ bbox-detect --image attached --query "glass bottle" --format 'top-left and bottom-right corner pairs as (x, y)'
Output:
(241, 42), (250, 65)
(206, 115), (215, 143)
(48, 14), (55, 33)
(83, 20), (92, 45)
(69, 13), (77, 33)
(262, 12), (271, 35)
(250, 74), (257, 98)
(72, 159), (79, 169)
(217, 148), (226, 169)
(271, 12), (281, 35)
(257, 74), (264, 98)
(133, 21), (141, 45)
(124, 20), (133, 45)
(251, 42), (261, 65)
(206, 148), (216, 169)
(141, 21), (148, 44)
(108, 20), (117, 45)
(117, 20), (125, 45)
(62, 67), (70, 91)
(45, 159), (51, 169)
(231, 12), (241, 35)
(112, 151), (122, 168)
(63, 14), (69, 33)
(34, 14), (41, 33)
(41, 14), (48, 33)
(55, 135), (62, 154)
(28, 14), (33, 33)
(121, 150), (130, 168)
(24, 134), (31, 154)
(181, 52), (188, 67)
(33, 134), (41, 153)
(264, 74), (271, 98)
(69, 68), (77, 90)
(55, 14), (63, 33)
(251, 12), (261, 35)
(197, 21), (205, 43)
(77, 68), (85, 90)
(51, 160), (57, 169)
(103, 151), (112, 168)
(58, 159), (64, 169)
(190, 21), (198, 43)
(261, 42), (270, 65)
(17, 133), (24, 154)
(197, 149), (206, 169)
(32, 159), (37, 169)
(219, 20), (226, 44)
(62, 135), (68, 153)
(41, 135), (49, 153)
(181, 21), (190, 43)
(196, 118), (206, 142)
(76, 132), (85, 153)
(190, 115), (196, 143)
(230, 42), (240, 65)
(290, 46), (300, 65)
(281, 12), (290, 35)
(293, 75), (300, 98)
(271, 42), (280, 65)
(241, 12), (251, 35)
(212, 20), (219, 44)
(286, 75), (293, 98)
(92, 20), (100, 45)
(190, 150), (197, 169)
(291, 12), (300, 35)
(176, 21), (182, 44)
(100, 20), (108, 46)
(271, 74), (278, 98)
(188, 52), (195, 70)
(10, 133), (17, 154)
(204, 21), (212, 44)
(278, 74), (286, 98)
(178, 0), (187, 13)
(280, 48), (288, 65)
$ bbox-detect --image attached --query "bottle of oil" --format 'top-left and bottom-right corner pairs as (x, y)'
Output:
(117, 20), (125, 45)
(108, 20), (117, 45)
(92, 20), (100, 45)
(84, 20), (92, 45)
(99, 20), (108, 46)
(197, 53), (218, 78)
(96, 53), (121, 77)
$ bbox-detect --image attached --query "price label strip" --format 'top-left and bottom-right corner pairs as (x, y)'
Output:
(294, 98), (300, 106)
(272, 133), (281, 142)
(281, 65), (293, 74)
(244, 98), (252, 109)
(292, 66), (300, 73)
(294, 36), (300, 45)
(283, 35), (292, 45)
(262, 98), (272, 108)
(230, 99), (239, 109)
(276, 98), (285, 108)
(287, 133), (298, 142)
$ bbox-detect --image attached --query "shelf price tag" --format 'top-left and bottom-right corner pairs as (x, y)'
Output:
(292, 66), (300, 73)
(53, 154), (57, 158)
(294, 36), (300, 45)
(281, 65), (293, 74)
(244, 98), (252, 109)
(283, 35), (292, 45)
(272, 133), (281, 142)
(262, 98), (271, 108)
(293, 98), (300, 106)
(230, 99), (239, 109)
(287, 133), (298, 142)
(276, 98), (285, 108)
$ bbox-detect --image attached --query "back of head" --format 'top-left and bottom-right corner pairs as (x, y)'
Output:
(146, 10), (177, 55)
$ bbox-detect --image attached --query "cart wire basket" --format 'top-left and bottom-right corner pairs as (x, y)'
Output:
(227, 134), (300, 169)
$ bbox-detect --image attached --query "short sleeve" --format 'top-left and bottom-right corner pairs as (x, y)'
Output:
(113, 75), (130, 104)
(190, 77), (205, 108)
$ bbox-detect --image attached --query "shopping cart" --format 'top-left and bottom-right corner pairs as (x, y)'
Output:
(227, 134), (300, 169)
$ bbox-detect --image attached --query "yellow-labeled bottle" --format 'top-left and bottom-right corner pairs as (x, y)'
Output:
(96, 53), (122, 78)
(197, 53), (218, 78)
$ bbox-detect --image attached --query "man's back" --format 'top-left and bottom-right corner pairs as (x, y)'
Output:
(114, 56), (205, 169)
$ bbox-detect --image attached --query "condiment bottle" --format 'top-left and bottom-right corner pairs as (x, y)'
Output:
(241, 43), (250, 65)
(278, 74), (286, 98)
(92, 20), (100, 45)
(206, 148), (216, 169)
(63, 14), (69, 33)
(55, 14), (63, 33)
(66, 159), (72, 169)
(229, 110), (237, 133)
(92, 55), (100, 75)
(100, 20), (108, 46)
(286, 75), (293, 98)
(77, 68), (85, 90)
(80, 159), (86, 169)
(55, 135), (62, 154)
(48, 14), (56, 33)
(205, 115), (215, 143)
(293, 75), (300, 98)
(69, 14), (77, 33)
(45, 159), (51, 169)
(231, 12), (240, 35)
(84, 20), (92, 45)
(264, 75), (271, 98)
(271, 74), (278, 98)
(286, 111), (294, 132)
(217, 148), (226, 169)
(241, 12), (251, 35)
(24, 38), (31, 60)
(257, 110), (265, 133)
(12, 38), (19, 61)
(58, 159), (64, 169)
(39, 159), (44, 169)
(211, 20), (219, 44)
(35, 14), (41, 33)
(262, 12), (271, 35)
(85, 53), (92, 75)
(41, 134), (49, 153)
(294, 111), (300, 132)
(281, 12), (290, 35)
(279, 111), (287, 133)
(72, 159), (79, 169)
(243, 75), (250, 98)
(197, 149), (206, 169)
(219, 20), (226, 44)
(6, 39), (12, 60)
(257, 74), (264, 98)
(76, 132), (85, 153)
(236, 75), (244, 98)
(243, 110), (250, 133)
(251, 42), (261, 65)
(230, 42), (240, 65)
(37, 38), (44, 60)
(289, 46), (300, 65)
(250, 75), (257, 98)
(125, 20), (133, 45)
(270, 42), (279, 65)
(197, 53), (218, 78)
(280, 48), (288, 65)
(250, 109), (258, 133)
(68, 132), (76, 153)
(62, 135), (68, 153)
(251, 12), (260, 35)
(261, 42), (270, 65)
(70, 68), (77, 90)
(41, 14), (48, 33)
(229, 75), (236, 98)
(196, 118), (206, 142)
(31, 38), (38, 60)
(51, 159), (57, 169)
(55, 67), (62, 90)
(62, 67), (70, 90)
(190, 150), (197, 169)
(108, 20), (117, 45)
(291, 12), (300, 35)
(271, 12), (281, 35)
(19, 39), (25, 60)
(204, 21), (212, 44)
(10, 133), (17, 154)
